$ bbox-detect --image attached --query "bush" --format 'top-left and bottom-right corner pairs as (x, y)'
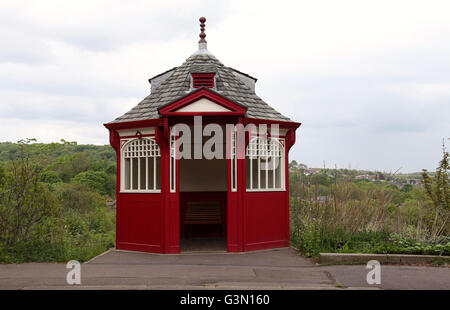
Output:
(290, 224), (450, 258)
(72, 170), (113, 196)
(0, 206), (115, 263)
(54, 182), (105, 213)
(0, 144), (62, 246)
(40, 170), (62, 184)
(289, 161), (449, 258)
(0, 140), (116, 263)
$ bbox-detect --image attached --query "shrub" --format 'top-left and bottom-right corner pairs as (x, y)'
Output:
(40, 170), (62, 184)
(54, 182), (106, 214)
(71, 170), (113, 196)
(0, 140), (116, 263)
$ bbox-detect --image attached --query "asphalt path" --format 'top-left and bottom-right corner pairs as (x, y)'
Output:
(0, 248), (448, 290)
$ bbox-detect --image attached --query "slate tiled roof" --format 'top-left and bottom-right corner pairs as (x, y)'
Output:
(108, 51), (290, 123)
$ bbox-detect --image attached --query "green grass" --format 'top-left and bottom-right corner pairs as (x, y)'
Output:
(0, 207), (115, 264)
(0, 232), (114, 264)
(291, 228), (450, 258)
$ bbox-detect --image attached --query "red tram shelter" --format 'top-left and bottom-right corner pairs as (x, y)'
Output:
(104, 17), (300, 253)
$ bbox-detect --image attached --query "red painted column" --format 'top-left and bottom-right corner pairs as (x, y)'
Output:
(160, 119), (169, 253)
(109, 129), (121, 250)
(284, 146), (290, 244)
(237, 117), (245, 251)
(162, 118), (180, 253)
(226, 120), (241, 252)
(285, 128), (297, 245)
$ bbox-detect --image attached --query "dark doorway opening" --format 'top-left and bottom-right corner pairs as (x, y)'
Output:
(179, 161), (227, 252)
(177, 122), (228, 252)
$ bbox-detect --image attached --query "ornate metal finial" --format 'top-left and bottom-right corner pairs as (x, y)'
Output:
(199, 17), (207, 47)
(199, 17), (206, 43)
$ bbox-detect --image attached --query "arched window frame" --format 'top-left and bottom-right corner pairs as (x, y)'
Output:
(120, 138), (161, 193)
(246, 136), (285, 192)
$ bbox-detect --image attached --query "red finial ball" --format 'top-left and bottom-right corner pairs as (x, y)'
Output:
(199, 17), (206, 23)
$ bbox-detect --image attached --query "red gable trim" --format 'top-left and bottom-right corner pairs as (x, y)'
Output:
(243, 117), (301, 128)
(158, 88), (247, 117)
(104, 118), (163, 130)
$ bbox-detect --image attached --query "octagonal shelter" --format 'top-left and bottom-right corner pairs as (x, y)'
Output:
(104, 18), (301, 253)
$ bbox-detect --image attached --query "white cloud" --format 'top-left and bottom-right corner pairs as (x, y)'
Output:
(0, 117), (106, 145)
(379, 82), (450, 101)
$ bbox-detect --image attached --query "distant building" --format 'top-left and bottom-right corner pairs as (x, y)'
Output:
(304, 168), (320, 176)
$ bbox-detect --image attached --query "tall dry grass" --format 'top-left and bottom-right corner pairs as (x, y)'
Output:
(289, 179), (449, 257)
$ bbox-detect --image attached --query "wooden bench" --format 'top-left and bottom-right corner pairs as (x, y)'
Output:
(183, 201), (222, 237)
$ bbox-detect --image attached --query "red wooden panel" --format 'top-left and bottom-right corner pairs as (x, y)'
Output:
(244, 191), (289, 251)
(116, 193), (164, 253)
(227, 192), (240, 252)
(166, 194), (180, 253)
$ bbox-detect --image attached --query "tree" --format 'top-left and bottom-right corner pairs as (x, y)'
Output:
(311, 173), (331, 186)
(0, 139), (60, 245)
(71, 170), (112, 196)
(54, 182), (105, 213)
(40, 170), (62, 184)
(421, 141), (449, 237)
(401, 184), (413, 193)
(289, 160), (298, 168)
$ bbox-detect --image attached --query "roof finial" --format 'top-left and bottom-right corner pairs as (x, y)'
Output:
(198, 17), (207, 49)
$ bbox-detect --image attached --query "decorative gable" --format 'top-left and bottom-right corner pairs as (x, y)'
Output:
(176, 98), (231, 112)
(158, 88), (247, 116)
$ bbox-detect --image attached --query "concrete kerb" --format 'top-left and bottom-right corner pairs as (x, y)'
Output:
(113, 246), (294, 256)
(318, 253), (450, 265)
(84, 248), (114, 264)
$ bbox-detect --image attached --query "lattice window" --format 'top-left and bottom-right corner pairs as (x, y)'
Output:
(121, 138), (161, 192)
(246, 137), (285, 191)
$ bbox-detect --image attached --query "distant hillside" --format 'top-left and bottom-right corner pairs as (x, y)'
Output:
(289, 161), (432, 180)
(0, 140), (115, 163)
(0, 140), (116, 197)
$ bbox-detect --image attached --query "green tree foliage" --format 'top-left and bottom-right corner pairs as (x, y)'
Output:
(0, 140), (116, 196)
(0, 139), (61, 246)
(401, 183), (413, 193)
(0, 139), (116, 263)
(40, 170), (62, 184)
(54, 183), (106, 213)
(310, 173), (331, 186)
(421, 142), (450, 238)
(71, 170), (113, 196)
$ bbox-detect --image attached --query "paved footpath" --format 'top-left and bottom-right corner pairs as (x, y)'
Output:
(0, 248), (449, 290)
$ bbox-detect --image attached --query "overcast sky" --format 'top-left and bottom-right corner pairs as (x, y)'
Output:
(1, 0), (449, 172)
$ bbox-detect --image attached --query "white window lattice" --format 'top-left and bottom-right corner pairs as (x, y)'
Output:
(121, 138), (161, 192)
(246, 137), (282, 158)
(123, 139), (160, 158)
(246, 137), (285, 191)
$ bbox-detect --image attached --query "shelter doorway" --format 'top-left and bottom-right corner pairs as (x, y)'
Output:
(178, 125), (228, 252)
